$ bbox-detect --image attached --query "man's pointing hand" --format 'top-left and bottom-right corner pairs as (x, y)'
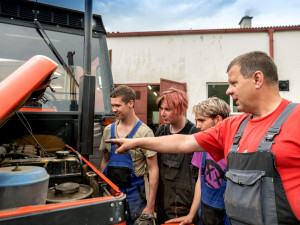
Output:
(105, 138), (135, 154)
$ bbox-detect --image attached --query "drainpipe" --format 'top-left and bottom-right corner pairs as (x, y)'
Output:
(268, 28), (274, 58)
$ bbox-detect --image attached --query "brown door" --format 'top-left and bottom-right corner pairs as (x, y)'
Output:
(159, 78), (187, 126)
(115, 84), (148, 124)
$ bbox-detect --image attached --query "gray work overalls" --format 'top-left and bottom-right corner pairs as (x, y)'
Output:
(155, 121), (199, 225)
(224, 103), (300, 225)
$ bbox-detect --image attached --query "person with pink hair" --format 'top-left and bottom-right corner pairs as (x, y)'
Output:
(154, 88), (199, 225)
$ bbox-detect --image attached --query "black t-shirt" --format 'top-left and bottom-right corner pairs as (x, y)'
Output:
(155, 119), (198, 136)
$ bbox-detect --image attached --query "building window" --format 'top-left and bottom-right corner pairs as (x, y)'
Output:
(135, 91), (141, 100)
(207, 83), (240, 114)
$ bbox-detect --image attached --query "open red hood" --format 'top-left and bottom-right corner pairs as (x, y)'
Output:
(0, 55), (58, 127)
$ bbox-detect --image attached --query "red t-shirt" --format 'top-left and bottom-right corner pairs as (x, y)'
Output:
(194, 99), (300, 220)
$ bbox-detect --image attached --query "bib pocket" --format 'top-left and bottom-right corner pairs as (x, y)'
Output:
(200, 201), (226, 225)
(161, 154), (184, 181)
(224, 169), (265, 225)
(107, 166), (132, 188)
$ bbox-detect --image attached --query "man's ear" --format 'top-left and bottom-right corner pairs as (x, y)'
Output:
(253, 71), (264, 88)
(214, 115), (223, 124)
(128, 99), (134, 108)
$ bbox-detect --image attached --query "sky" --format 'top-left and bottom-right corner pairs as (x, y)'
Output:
(30, 0), (300, 32)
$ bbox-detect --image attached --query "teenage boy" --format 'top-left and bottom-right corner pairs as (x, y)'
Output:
(99, 85), (159, 225)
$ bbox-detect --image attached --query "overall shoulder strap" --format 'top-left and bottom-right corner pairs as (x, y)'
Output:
(159, 124), (168, 136)
(109, 122), (116, 155)
(229, 115), (251, 152)
(189, 124), (197, 134)
(257, 103), (298, 151)
(110, 122), (116, 139)
(201, 152), (207, 170)
(128, 120), (143, 138)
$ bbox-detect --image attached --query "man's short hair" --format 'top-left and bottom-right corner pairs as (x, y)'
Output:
(227, 51), (278, 84)
(193, 97), (230, 119)
(156, 88), (188, 115)
(110, 85), (136, 104)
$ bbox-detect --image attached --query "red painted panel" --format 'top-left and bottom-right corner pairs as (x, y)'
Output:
(160, 78), (187, 93)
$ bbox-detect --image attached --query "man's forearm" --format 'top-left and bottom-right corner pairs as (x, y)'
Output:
(146, 169), (158, 212)
(144, 155), (159, 213)
(100, 151), (109, 172)
(188, 174), (201, 218)
(134, 134), (203, 154)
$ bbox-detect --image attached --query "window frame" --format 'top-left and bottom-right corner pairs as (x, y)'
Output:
(207, 82), (241, 115)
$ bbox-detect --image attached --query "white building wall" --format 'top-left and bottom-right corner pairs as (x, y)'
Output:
(107, 30), (300, 121)
(273, 31), (300, 100)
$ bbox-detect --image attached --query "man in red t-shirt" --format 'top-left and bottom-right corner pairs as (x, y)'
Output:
(107, 51), (300, 225)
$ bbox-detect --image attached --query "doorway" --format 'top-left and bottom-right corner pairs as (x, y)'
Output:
(147, 84), (160, 133)
(115, 78), (186, 133)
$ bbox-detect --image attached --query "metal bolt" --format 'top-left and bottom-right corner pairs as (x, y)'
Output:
(111, 203), (114, 207)
(118, 218), (121, 221)
(119, 202), (122, 205)
(110, 218), (113, 222)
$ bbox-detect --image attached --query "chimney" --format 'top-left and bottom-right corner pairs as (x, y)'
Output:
(239, 16), (253, 28)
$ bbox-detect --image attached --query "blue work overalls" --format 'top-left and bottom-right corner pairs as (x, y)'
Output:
(104, 121), (146, 225)
(198, 152), (230, 225)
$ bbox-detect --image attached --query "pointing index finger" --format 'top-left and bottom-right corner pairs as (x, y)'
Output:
(105, 139), (117, 144)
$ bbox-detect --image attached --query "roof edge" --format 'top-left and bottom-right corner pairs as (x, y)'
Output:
(107, 25), (300, 37)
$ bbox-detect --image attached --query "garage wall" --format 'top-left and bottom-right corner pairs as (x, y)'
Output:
(107, 28), (300, 121)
